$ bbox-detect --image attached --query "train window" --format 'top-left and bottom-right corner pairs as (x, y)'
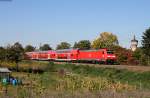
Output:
(107, 51), (114, 54)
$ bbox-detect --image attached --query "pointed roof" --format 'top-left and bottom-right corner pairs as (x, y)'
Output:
(131, 35), (138, 42)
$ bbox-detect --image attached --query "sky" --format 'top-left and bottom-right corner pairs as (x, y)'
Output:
(0, 0), (150, 49)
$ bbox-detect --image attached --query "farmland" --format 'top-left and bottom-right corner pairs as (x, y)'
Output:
(0, 61), (150, 98)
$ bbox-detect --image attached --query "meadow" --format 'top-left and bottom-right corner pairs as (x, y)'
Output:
(0, 61), (150, 98)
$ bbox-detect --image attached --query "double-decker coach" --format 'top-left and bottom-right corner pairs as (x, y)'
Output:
(26, 50), (56, 60)
(25, 48), (116, 64)
(55, 49), (78, 61)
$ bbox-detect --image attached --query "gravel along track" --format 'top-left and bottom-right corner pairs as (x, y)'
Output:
(54, 62), (150, 72)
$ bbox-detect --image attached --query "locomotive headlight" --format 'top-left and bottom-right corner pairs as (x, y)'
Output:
(112, 55), (116, 57)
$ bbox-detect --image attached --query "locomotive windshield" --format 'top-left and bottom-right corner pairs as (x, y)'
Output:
(107, 51), (114, 54)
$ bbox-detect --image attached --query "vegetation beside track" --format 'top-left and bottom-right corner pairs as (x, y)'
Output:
(1, 60), (150, 89)
(52, 63), (150, 89)
(0, 60), (51, 73)
(0, 61), (150, 97)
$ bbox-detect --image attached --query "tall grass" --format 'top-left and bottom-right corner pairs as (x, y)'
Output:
(1, 61), (150, 97)
(52, 63), (150, 89)
(55, 73), (136, 92)
(1, 61), (150, 89)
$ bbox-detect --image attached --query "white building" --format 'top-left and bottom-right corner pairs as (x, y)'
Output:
(131, 35), (138, 51)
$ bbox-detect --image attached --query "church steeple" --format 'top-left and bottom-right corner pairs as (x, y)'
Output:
(133, 35), (136, 40)
(131, 35), (138, 51)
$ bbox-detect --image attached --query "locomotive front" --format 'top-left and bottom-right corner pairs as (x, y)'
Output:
(106, 50), (117, 64)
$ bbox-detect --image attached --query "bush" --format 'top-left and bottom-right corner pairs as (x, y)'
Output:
(18, 61), (53, 73)
(0, 61), (53, 73)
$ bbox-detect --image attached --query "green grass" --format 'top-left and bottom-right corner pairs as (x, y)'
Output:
(1, 60), (150, 89)
(1, 61), (150, 97)
(51, 63), (150, 89)
(5, 71), (136, 98)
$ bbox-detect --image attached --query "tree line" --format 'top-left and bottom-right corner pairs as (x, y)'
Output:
(0, 28), (150, 66)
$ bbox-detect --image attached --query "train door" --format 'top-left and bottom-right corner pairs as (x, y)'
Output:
(102, 51), (105, 60)
(99, 49), (106, 63)
(48, 54), (50, 60)
(67, 53), (71, 60)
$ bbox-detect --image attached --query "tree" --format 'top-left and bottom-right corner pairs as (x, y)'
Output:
(142, 27), (150, 65)
(131, 47), (149, 65)
(109, 45), (137, 65)
(73, 42), (78, 49)
(56, 42), (71, 50)
(0, 47), (6, 65)
(92, 32), (119, 49)
(25, 45), (36, 52)
(132, 48), (142, 61)
(73, 40), (91, 50)
(13, 42), (24, 52)
(39, 44), (52, 51)
(142, 28), (150, 56)
(6, 42), (24, 71)
(112, 46), (128, 64)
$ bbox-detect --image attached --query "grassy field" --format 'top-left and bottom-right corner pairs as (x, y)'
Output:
(0, 61), (150, 98)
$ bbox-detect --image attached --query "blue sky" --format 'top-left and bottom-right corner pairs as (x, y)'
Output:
(0, 0), (150, 49)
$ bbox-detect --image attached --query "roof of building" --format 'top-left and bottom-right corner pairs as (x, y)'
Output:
(0, 68), (11, 73)
(131, 35), (138, 42)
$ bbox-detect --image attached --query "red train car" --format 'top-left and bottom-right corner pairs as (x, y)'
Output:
(25, 48), (116, 64)
(38, 51), (49, 60)
(25, 52), (33, 60)
(54, 48), (116, 63)
(25, 52), (39, 60)
(78, 49), (116, 63)
(47, 50), (56, 60)
(25, 50), (56, 60)
(55, 49), (78, 61)
(25, 51), (39, 60)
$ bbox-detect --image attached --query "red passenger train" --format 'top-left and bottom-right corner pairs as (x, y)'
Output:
(25, 48), (116, 64)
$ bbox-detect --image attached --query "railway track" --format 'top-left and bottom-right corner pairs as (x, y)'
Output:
(54, 62), (150, 72)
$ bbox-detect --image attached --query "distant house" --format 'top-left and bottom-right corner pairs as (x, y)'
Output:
(0, 68), (11, 79)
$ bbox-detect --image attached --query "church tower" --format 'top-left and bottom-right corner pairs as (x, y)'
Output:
(131, 35), (138, 51)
